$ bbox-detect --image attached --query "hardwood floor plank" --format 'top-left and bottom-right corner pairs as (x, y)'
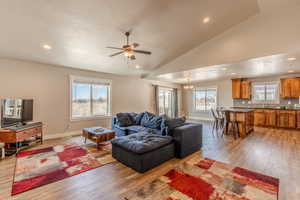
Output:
(0, 123), (300, 200)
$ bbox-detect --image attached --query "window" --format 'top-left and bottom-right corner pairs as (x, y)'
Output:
(70, 76), (111, 120)
(252, 82), (279, 104)
(194, 88), (217, 111)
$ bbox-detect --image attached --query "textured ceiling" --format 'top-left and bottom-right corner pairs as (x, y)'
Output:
(0, 0), (259, 76)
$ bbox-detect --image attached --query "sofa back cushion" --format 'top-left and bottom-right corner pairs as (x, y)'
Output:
(116, 113), (134, 127)
(128, 112), (144, 125)
(140, 112), (163, 130)
(165, 116), (186, 131)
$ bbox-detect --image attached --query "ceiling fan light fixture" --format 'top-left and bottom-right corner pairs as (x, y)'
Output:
(124, 50), (133, 57)
(107, 31), (152, 61)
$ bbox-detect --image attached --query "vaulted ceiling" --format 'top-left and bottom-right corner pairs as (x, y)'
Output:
(0, 0), (259, 76)
(151, 0), (300, 82)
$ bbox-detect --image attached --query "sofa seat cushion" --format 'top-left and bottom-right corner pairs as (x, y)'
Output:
(126, 125), (162, 135)
(111, 132), (173, 154)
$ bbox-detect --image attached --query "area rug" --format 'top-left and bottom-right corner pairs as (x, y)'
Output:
(124, 157), (279, 200)
(12, 142), (115, 195)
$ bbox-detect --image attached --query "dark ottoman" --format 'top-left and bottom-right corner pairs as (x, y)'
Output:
(111, 132), (174, 173)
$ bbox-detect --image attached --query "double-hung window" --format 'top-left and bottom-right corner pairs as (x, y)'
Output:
(252, 82), (279, 104)
(70, 75), (112, 120)
(194, 88), (217, 111)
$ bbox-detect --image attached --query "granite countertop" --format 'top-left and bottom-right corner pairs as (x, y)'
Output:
(232, 106), (300, 111)
(224, 108), (254, 113)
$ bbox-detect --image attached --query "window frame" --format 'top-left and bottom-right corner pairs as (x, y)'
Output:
(158, 87), (176, 117)
(193, 87), (218, 112)
(252, 81), (280, 104)
(70, 75), (112, 121)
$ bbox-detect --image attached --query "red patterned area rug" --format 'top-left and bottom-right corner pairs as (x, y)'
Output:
(12, 142), (115, 195)
(124, 157), (279, 200)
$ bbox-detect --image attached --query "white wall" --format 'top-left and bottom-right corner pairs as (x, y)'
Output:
(183, 79), (232, 120)
(0, 58), (181, 138)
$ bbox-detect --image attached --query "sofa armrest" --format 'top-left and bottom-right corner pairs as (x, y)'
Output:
(112, 116), (128, 137)
(171, 123), (202, 158)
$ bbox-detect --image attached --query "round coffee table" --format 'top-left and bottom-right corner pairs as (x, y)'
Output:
(82, 126), (115, 149)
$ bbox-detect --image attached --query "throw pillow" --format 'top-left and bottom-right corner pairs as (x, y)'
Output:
(133, 112), (145, 125)
(140, 112), (163, 130)
(116, 113), (134, 127)
(127, 112), (144, 125)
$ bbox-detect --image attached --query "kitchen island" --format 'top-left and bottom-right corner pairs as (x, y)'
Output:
(224, 108), (254, 138)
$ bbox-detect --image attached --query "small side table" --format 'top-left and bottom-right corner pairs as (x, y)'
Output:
(82, 126), (115, 149)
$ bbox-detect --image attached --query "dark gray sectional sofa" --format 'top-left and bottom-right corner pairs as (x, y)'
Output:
(111, 112), (202, 173)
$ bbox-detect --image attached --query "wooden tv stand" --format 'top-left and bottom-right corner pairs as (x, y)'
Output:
(0, 122), (43, 154)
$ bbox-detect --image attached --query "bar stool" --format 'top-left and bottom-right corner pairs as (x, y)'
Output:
(211, 108), (223, 136)
(0, 143), (5, 159)
(224, 111), (240, 139)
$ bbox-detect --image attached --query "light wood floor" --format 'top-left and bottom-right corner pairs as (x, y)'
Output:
(1, 123), (300, 200)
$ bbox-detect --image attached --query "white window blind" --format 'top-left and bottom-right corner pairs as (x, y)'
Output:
(194, 88), (217, 111)
(252, 82), (279, 104)
(70, 76), (111, 120)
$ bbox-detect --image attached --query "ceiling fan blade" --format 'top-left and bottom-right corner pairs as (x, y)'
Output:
(109, 51), (124, 57)
(130, 55), (136, 60)
(133, 50), (152, 55)
(106, 46), (124, 50)
(131, 43), (139, 48)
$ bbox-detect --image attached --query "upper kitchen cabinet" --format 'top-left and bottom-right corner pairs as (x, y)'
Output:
(232, 79), (251, 99)
(280, 78), (300, 98)
(232, 78), (242, 99)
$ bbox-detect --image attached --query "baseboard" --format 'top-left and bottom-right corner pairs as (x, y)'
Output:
(187, 116), (213, 122)
(44, 130), (81, 140)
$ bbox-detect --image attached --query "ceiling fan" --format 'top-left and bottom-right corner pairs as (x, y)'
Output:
(107, 32), (152, 60)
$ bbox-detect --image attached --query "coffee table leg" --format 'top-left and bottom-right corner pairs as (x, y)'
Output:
(96, 138), (100, 149)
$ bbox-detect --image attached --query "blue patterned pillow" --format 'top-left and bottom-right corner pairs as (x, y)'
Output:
(140, 112), (163, 130)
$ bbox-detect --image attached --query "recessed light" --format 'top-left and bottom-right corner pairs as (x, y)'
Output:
(43, 44), (52, 50)
(203, 17), (211, 24)
(231, 73), (237, 75)
(288, 70), (294, 73)
(287, 57), (296, 61)
(221, 68), (227, 71)
(135, 65), (141, 69)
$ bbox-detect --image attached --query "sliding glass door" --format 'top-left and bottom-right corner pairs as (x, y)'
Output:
(158, 87), (176, 117)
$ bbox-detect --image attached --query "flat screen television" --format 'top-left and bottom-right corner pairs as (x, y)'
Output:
(0, 99), (33, 128)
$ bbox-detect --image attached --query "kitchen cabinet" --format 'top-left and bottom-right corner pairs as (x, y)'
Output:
(264, 110), (277, 127)
(232, 79), (242, 99)
(281, 78), (300, 98)
(241, 81), (251, 99)
(254, 110), (265, 126)
(291, 78), (300, 97)
(226, 110), (254, 138)
(232, 79), (251, 99)
(297, 111), (300, 129)
(276, 110), (296, 128)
